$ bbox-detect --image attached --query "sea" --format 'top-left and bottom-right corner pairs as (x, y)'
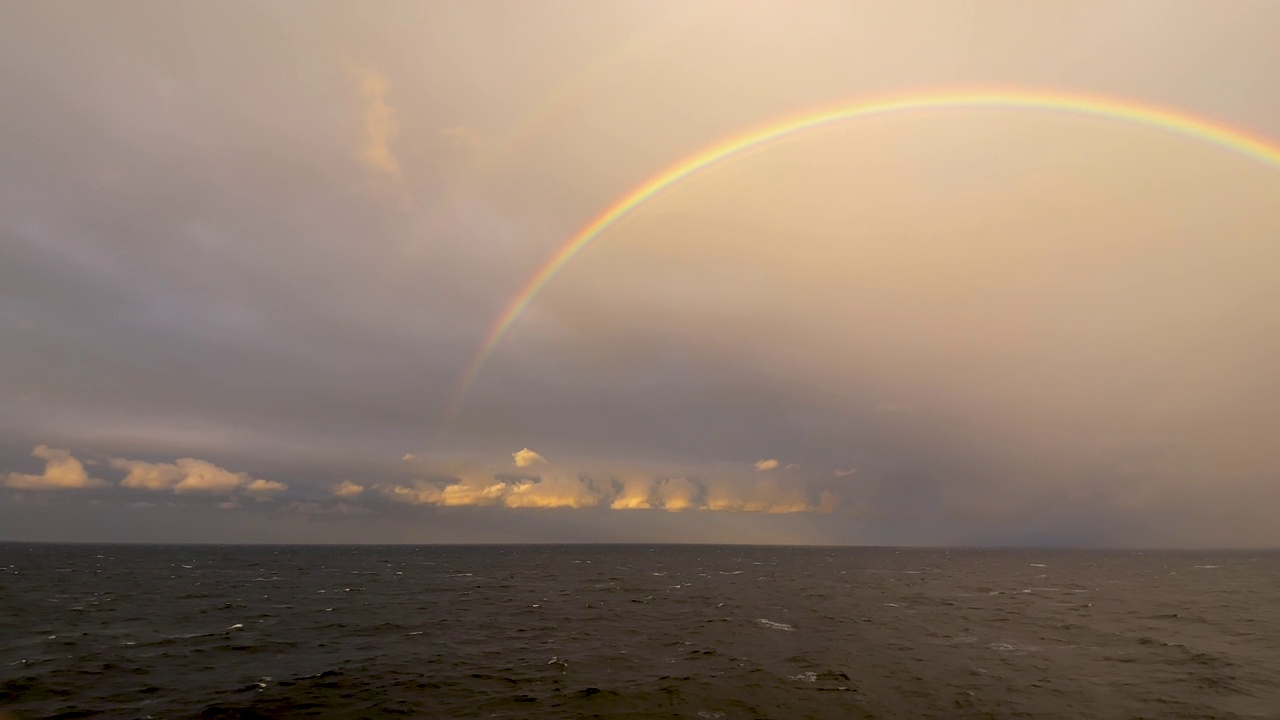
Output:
(1, 544), (1278, 719)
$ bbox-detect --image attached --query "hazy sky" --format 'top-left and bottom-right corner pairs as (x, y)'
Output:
(3, 1), (1279, 546)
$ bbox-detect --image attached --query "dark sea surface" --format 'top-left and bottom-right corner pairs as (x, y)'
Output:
(2, 544), (1278, 719)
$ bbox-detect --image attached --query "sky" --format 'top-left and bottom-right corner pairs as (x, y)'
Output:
(2, 1), (1279, 547)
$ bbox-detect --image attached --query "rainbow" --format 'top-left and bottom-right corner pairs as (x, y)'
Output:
(442, 87), (1280, 427)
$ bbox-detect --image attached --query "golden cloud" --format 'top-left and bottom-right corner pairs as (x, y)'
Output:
(111, 457), (286, 497)
(4, 446), (104, 490)
(503, 474), (602, 509)
(609, 473), (654, 509)
(332, 480), (366, 498)
(378, 459), (837, 514)
(512, 448), (547, 469)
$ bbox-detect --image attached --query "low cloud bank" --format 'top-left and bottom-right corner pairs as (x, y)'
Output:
(2, 445), (285, 499)
(111, 457), (287, 497)
(4, 446), (105, 490)
(381, 449), (838, 513)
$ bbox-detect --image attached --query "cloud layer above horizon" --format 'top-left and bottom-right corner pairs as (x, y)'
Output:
(3, 1), (1280, 546)
(5, 446), (286, 498)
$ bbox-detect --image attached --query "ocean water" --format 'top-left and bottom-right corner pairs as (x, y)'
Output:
(1, 544), (1278, 719)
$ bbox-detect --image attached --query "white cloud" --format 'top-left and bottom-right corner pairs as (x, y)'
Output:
(170, 460), (246, 493)
(834, 467), (857, 477)
(332, 480), (366, 498)
(4, 446), (104, 490)
(513, 448), (547, 468)
(245, 478), (288, 498)
(0, 447), (840, 516)
(112, 457), (284, 497)
(383, 472), (602, 510)
(383, 482), (443, 505)
(440, 481), (508, 506)
(110, 458), (180, 491)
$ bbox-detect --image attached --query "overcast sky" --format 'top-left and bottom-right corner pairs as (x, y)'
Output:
(3, 1), (1279, 546)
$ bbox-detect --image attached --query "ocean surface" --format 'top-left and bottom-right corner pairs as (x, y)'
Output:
(2, 544), (1278, 719)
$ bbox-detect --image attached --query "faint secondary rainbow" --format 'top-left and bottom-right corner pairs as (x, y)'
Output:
(442, 87), (1280, 427)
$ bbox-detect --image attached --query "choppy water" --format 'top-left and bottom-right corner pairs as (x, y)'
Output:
(2, 544), (1278, 719)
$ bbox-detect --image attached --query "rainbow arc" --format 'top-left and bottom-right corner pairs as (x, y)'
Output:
(441, 88), (1280, 430)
